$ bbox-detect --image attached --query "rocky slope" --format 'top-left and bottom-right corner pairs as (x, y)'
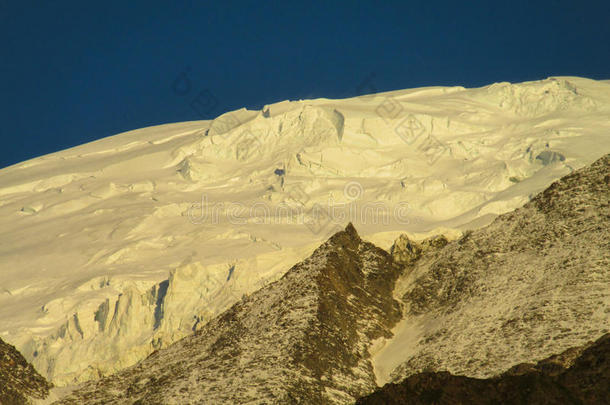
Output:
(56, 224), (404, 404)
(0, 337), (51, 405)
(358, 333), (610, 404)
(373, 153), (610, 384)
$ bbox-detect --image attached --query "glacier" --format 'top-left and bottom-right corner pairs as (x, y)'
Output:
(0, 76), (609, 386)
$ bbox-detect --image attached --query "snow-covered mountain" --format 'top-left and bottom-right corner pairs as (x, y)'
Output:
(1, 76), (609, 386)
(55, 153), (608, 404)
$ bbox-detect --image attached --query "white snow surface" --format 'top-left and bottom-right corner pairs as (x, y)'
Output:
(1, 76), (609, 385)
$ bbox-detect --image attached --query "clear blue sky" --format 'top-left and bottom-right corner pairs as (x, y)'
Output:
(1, 1), (608, 169)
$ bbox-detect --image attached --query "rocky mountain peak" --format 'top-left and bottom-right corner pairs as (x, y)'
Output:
(58, 223), (404, 404)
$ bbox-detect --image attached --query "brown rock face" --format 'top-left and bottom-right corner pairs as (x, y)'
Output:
(357, 333), (610, 405)
(390, 234), (448, 266)
(0, 337), (52, 405)
(390, 234), (422, 265)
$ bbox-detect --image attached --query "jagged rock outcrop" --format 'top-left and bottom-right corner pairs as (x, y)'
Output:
(358, 333), (610, 404)
(0, 337), (51, 405)
(390, 235), (449, 266)
(390, 235), (422, 265)
(376, 153), (609, 383)
(56, 224), (403, 404)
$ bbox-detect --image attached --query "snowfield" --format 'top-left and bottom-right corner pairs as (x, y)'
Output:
(0, 76), (609, 386)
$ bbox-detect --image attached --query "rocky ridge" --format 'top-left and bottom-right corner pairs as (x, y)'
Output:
(56, 224), (403, 404)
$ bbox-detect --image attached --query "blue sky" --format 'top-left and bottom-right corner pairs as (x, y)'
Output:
(1, 1), (608, 168)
